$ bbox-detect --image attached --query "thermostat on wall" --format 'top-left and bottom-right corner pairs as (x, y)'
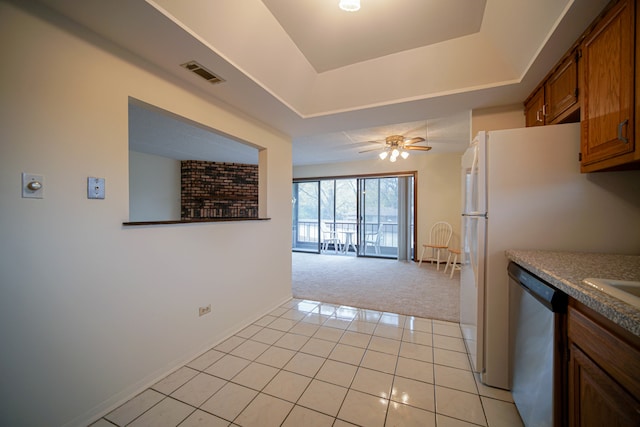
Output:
(87, 177), (105, 199)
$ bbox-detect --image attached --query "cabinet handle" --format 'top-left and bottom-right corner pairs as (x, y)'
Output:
(542, 104), (547, 116)
(617, 119), (629, 144)
(536, 110), (542, 122)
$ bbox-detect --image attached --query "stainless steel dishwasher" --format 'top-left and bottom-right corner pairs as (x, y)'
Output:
(508, 262), (567, 427)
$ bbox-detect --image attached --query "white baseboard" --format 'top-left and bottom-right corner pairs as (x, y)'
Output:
(76, 295), (293, 427)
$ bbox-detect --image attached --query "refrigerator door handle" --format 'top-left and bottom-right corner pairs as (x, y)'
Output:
(469, 143), (479, 211)
(462, 212), (488, 218)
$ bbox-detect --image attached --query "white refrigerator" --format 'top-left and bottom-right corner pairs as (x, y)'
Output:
(459, 123), (640, 389)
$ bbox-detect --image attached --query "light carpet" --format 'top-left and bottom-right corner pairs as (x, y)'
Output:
(292, 252), (460, 322)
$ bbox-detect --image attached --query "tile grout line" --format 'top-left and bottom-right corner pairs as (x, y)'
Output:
(331, 311), (387, 426)
(97, 299), (518, 427)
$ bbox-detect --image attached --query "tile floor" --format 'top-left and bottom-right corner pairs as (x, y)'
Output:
(91, 300), (524, 427)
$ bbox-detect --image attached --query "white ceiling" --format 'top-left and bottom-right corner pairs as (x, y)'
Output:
(129, 101), (260, 164)
(37, 0), (609, 165)
(261, 0), (487, 73)
(292, 111), (472, 165)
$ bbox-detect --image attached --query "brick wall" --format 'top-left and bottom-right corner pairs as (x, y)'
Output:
(181, 160), (258, 219)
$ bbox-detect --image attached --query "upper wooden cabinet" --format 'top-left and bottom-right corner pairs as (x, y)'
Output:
(580, 0), (638, 172)
(524, 49), (581, 128)
(546, 51), (580, 123)
(524, 86), (545, 127)
(524, 0), (640, 172)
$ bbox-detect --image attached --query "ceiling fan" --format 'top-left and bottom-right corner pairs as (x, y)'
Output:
(359, 134), (432, 162)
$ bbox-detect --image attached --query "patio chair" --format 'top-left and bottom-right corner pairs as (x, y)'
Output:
(321, 221), (342, 253)
(364, 223), (384, 255)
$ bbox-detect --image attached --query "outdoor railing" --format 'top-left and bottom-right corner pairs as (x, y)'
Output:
(293, 221), (402, 248)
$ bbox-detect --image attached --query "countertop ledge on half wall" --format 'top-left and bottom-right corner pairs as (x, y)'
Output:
(506, 249), (640, 337)
(123, 217), (270, 226)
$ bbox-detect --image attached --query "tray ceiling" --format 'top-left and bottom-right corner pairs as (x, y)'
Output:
(36, 0), (610, 164)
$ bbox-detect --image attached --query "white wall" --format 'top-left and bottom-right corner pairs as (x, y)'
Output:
(129, 150), (181, 221)
(293, 153), (463, 254)
(471, 104), (525, 136)
(0, 2), (292, 426)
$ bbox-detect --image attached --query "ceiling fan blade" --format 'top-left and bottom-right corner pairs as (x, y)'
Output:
(405, 137), (425, 145)
(405, 145), (432, 151)
(346, 141), (382, 149)
(353, 139), (385, 147)
(358, 147), (385, 153)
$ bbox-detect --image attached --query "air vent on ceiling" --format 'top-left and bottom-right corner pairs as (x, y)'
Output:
(180, 61), (225, 85)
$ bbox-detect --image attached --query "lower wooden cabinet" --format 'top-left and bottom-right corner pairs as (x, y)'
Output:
(567, 300), (640, 426)
(569, 343), (640, 426)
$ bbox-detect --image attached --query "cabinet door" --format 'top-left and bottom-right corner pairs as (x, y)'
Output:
(546, 51), (579, 123)
(568, 343), (640, 427)
(524, 86), (545, 127)
(581, 0), (635, 167)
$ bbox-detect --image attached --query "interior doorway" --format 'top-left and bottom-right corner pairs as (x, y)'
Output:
(292, 173), (416, 260)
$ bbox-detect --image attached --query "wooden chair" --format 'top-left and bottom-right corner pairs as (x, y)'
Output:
(419, 222), (453, 270)
(444, 247), (461, 278)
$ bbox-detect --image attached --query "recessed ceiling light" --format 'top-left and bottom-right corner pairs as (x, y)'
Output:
(339, 0), (360, 12)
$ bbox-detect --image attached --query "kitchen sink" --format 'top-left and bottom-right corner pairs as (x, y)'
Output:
(582, 278), (640, 308)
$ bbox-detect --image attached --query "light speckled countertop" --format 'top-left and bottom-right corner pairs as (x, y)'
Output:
(506, 250), (640, 336)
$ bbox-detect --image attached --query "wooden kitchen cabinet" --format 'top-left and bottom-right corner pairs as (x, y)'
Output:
(524, 86), (546, 127)
(580, 0), (639, 172)
(525, 50), (580, 128)
(567, 299), (640, 426)
(522, 0), (640, 171)
(546, 50), (580, 124)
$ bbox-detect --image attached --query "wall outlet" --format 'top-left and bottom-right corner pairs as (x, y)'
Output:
(199, 304), (211, 317)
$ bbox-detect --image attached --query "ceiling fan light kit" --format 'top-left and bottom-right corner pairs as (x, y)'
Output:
(339, 0), (360, 12)
(369, 134), (431, 162)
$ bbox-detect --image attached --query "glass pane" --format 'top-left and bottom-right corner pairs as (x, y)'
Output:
(294, 175), (414, 259)
(360, 179), (377, 255)
(335, 179), (357, 253)
(292, 181), (320, 252)
(320, 180), (335, 223)
(359, 178), (398, 258)
(380, 177), (398, 252)
(319, 181), (340, 253)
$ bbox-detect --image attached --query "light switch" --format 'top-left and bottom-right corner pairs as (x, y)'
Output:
(87, 177), (105, 199)
(22, 173), (44, 199)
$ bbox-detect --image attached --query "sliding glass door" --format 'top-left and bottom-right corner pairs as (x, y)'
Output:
(293, 174), (415, 259)
(358, 177), (412, 259)
(292, 181), (320, 252)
